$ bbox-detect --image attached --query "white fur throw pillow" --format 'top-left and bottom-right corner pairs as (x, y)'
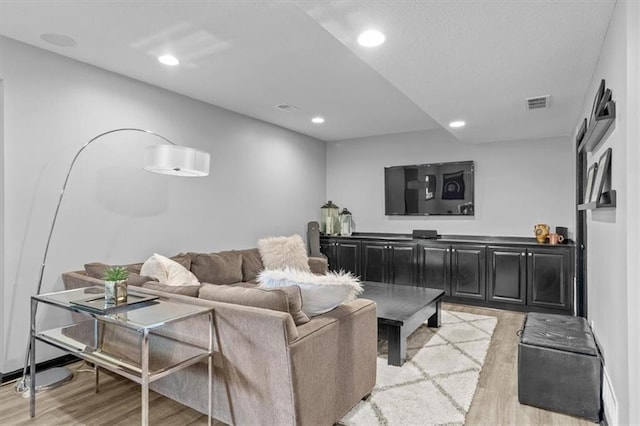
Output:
(258, 268), (362, 316)
(258, 234), (310, 272)
(140, 253), (200, 287)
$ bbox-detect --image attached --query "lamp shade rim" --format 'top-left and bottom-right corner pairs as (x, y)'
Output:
(143, 145), (210, 177)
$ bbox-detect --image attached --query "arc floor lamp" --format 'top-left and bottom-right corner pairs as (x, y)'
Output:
(15, 127), (211, 393)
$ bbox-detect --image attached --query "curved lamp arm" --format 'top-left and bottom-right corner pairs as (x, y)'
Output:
(16, 127), (210, 393)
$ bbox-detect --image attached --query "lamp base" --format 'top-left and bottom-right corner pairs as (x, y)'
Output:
(15, 367), (74, 393)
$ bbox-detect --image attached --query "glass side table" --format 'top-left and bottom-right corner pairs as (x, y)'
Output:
(30, 286), (214, 426)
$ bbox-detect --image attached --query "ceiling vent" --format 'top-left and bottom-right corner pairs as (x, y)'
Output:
(275, 103), (299, 112)
(525, 95), (551, 110)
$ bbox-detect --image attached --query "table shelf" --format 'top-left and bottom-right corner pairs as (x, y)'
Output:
(36, 321), (210, 384)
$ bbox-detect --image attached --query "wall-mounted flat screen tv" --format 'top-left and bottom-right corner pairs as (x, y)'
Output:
(385, 161), (474, 216)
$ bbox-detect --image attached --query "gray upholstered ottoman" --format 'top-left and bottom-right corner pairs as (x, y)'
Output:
(518, 312), (601, 422)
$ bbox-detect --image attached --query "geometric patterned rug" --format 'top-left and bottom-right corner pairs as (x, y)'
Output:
(339, 310), (498, 426)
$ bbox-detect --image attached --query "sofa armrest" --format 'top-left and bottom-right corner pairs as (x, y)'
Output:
(62, 270), (105, 290)
(308, 256), (328, 274)
(288, 298), (377, 425)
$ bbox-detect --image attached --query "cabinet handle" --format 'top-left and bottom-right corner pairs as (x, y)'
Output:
(528, 253), (532, 257)
(521, 253), (525, 256)
(452, 249), (456, 253)
(446, 249), (450, 252)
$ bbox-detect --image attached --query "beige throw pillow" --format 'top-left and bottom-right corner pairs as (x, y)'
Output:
(258, 234), (310, 273)
(140, 253), (200, 287)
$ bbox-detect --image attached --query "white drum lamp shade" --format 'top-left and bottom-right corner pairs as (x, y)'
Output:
(144, 145), (210, 176)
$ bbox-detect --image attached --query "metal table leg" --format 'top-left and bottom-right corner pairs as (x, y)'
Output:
(141, 329), (149, 426)
(29, 298), (37, 418)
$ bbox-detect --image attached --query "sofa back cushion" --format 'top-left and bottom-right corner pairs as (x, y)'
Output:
(238, 248), (264, 282)
(189, 251), (243, 285)
(198, 283), (310, 325)
(84, 262), (156, 287)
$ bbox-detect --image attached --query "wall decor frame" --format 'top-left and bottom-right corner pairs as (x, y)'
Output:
(576, 118), (588, 145)
(589, 79), (605, 126)
(585, 162), (598, 203)
(592, 148), (612, 203)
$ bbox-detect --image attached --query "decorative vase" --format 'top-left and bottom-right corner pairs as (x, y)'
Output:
(534, 224), (550, 244)
(105, 280), (128, 304)
(320, 200), (339, 235)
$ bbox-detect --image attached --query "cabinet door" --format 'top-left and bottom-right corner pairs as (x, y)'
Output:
(419, 243), (450, 294)
(361, 241), (387, 283)
(450, 244), (486, 300)
(487, 246), (526, 305)
(319, 239), (337, 272)
(527, 248), (572, 311)
(387, 242), (418, 285)
(335, 240), (361, 276)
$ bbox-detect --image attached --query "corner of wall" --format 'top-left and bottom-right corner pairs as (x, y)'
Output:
(0, 79), (5, 373)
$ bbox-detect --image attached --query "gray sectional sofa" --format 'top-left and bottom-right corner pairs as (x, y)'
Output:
(62, 248), (377, 426)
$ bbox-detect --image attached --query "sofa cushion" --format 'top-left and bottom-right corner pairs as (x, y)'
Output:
(141, 253), (200, 287)
(189, 251), (243, 285)
(198, 283), (309, 325)
(258, 268), (362, 317)
(239, 248), (264, 282)
(258, 234), (310, 272)
(170, 253), (192, 270)
(141, 282), (200, 297)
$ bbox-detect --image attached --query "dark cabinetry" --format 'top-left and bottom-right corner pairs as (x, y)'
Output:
(527, 247), (572, 311)
(487, 246), (572, 312)
(320, 234), (574, 314)
(320, 238), (361, 275)
(362, 241), (417, 285)
(419, 243), (486, 301)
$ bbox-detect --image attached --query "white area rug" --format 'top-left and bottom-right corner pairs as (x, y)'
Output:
(340, 310), (498, 426)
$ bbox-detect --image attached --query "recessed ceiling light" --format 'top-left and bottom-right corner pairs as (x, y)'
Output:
(311, 117), (325, 124)
(449, 120), (466, 128)
(158, 55), (180, 66)
(357, 30), (386, 47)
(40, 33), (77, 47)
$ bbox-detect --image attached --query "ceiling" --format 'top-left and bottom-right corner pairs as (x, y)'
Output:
(0, 1), (615, 143)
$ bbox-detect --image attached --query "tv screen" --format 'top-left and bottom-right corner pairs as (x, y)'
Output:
(385, 161), (474, 216)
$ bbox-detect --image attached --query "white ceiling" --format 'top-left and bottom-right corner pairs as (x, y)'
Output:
(0, 1), (615, 143)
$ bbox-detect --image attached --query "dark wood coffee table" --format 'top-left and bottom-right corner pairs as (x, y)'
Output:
(360, 281), (445, 366)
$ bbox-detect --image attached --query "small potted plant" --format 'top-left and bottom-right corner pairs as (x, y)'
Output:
(103, 266), (130, 304)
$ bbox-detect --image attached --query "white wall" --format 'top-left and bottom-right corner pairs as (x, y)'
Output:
(0, 37), (326, 374)
(0, 80), (5, 375)
(577, 2), (639, 424)
(626, 4), (640, 423)
(327, 129), (574, 238)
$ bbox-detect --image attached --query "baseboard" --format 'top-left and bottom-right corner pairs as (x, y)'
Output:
(0, 354), (78, 384)
(602, 365), (618, 426)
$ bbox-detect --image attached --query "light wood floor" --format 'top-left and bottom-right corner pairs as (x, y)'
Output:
(0, 305), (593, 425)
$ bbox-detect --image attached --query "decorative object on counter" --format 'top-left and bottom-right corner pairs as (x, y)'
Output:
(102, 265), (130, 304)
(339, 208), (353, 236)
(555, 227), (569, 244)
(15, 127), (211, 395)
(412, 229), (438, 239)
(548, 233), (565, 245)
(321, 200), (340, 235)
(534, 223), (550, 244)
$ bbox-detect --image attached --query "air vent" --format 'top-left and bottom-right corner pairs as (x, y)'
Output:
(525, 95), (550, 110)
(275, 103), (299, 112)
